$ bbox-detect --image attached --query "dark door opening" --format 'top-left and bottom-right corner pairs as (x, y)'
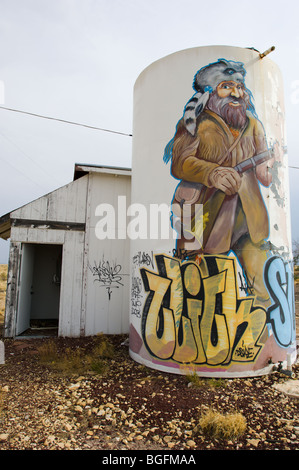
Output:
(16, 243), (62, 337)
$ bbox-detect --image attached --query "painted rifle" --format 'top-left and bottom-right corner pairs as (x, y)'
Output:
(184, 147), (274, 248)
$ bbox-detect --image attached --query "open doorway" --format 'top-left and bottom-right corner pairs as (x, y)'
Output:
(16, 243), (62, 337)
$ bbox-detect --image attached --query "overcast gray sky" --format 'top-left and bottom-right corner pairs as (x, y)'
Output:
(0, 0), (299, 262)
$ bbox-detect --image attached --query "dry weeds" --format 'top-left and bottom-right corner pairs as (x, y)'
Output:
(198, 408), (247, 440)
(37, 335), (114, 375)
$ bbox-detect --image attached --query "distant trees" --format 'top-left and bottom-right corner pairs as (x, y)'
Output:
(293, 240), (299, 265)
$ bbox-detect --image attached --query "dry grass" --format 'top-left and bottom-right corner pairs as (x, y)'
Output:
(37, 334), (114, 375)
(0, 390), (5, 417)
(185, 370), (226, 389)
(198, 408), (247, 440)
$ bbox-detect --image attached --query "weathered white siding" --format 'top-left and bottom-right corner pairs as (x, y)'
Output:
(82, 172), (131, 336)
(11, 175), (88, 223)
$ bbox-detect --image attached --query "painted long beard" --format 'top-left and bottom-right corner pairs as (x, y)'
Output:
(208, 92), (248, 129)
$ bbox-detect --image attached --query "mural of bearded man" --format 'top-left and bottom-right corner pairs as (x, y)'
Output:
(164, 59), (275, 308)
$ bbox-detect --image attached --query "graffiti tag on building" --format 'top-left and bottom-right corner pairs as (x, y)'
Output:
(89, 257), (126, 300)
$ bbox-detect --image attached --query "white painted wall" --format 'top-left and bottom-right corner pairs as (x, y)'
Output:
(83, 172), (131, 336)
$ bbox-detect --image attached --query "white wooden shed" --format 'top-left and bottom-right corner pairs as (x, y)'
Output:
(0, 164), (131, 338)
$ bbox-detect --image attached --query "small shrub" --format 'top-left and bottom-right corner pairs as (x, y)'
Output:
(186, 371), (206, 388)
(198, 408), (247, 440)
(37, 340), (59, 363)
(208, 377), (227, 388)
(186, 371), (227, 389)
(57, 347), (84, 373)
(92, 335), (114, 359)
(88, 357), (107, 375)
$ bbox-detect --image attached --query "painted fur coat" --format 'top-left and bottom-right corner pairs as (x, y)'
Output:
(171, 109), (272, 253)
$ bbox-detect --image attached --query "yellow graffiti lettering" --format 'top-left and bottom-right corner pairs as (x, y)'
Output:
(187, 298), (206, 363)
(232, 300), (266, 362)
(201, 270), (230, 365)
(163, 257), (198, 363)
(142, 271), (175, 359)
(140, 254), (266, 370)
(184, 263), (201, 296)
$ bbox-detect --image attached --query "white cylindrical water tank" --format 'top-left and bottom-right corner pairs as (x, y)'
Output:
(129, 45), (296, 377)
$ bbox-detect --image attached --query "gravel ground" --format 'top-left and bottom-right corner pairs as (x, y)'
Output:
(0, 282), (298, 453)
(0, 332), (298, 452)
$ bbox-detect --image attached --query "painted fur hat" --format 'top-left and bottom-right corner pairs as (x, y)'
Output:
(183, 59), (246, 135)
(193, 59), (246, 93)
